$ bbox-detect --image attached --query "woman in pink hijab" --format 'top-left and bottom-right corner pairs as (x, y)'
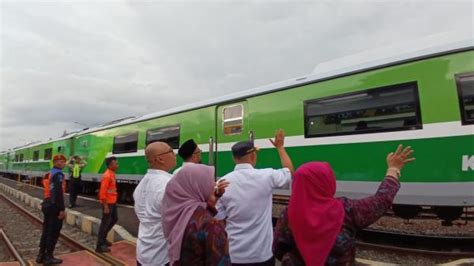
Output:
(161, 164), (230, 266)
(273, 144), (415, 265)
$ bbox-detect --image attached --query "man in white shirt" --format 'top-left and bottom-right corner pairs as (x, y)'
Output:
(172, 139), (202, 175)
(216, 129), (294, 265)
(134, 141), (177, 266)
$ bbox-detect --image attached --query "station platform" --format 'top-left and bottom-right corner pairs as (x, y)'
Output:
(29, 250), (110, 266)
(0, 177), (139, 237)
(25, 241), (136, 266)
(104, 240), (137, 265)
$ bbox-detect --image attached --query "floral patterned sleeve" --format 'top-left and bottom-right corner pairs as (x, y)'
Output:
(273, 208), (305, 266)
(349, 176), (400, 229)
(273, 207), (292, 260)
(205, 219), (231, 266)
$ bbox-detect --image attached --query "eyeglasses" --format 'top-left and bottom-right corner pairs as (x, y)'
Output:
(157, 149), (174, 156)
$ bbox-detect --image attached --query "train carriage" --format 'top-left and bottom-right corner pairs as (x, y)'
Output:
(1, 39), (473, 222)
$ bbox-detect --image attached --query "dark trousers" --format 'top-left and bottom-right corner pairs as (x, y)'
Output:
(69, 178), (81, 206)
(97, 204), (118, 247)
(232, 257), (275, 266)
(137, 261), (169, 266)
(39, 201), (63, 256)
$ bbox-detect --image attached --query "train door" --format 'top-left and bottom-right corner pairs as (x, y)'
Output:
(215, 101), (252, 177)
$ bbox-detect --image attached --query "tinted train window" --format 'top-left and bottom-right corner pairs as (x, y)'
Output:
(44, 148), (52, 160)
(15, 155), (19, 162)
(146, 126), (180, 149)
(456, 72), (474, 125)
(223, 105), (243, 135)
(304, 82), (422, 137)
(19, 154), (24, 162)
(33, 151), (40, 161)
(113, 132), (139, 154)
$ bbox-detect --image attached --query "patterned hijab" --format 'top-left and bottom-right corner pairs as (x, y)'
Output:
(161, 164), (215, 264)
(288, 162), (344, 266)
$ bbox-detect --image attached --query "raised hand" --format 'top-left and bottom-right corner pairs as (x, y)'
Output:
(387, 144), (415, 170)
(215, 179), (230, 198)
(269, 129), (285, 149)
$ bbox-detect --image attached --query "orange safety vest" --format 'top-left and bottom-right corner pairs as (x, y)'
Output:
(43, 172), (66, 199)
(98, 169), (117, 204)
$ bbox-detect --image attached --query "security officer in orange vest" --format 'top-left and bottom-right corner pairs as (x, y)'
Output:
(96, 156), (119, 252)
(42, 172), (66, 199)
(36, 154), (67, 265)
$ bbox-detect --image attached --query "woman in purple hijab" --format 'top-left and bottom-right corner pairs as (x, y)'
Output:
(162, 164), (231, 266)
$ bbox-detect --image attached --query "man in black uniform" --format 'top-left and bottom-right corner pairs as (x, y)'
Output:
(36, 154), (67, 265)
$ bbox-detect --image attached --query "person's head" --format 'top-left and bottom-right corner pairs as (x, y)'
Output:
(170, 164), (216, 208)
(145, 141), (177, 172)
(231, 141), (259, 167)
(53, 154), (67, 169)
(293, 162), (337, 199)
(178, 139), (202, 164)
(74, 155), (81, 163)
(105, 156), (119, 171)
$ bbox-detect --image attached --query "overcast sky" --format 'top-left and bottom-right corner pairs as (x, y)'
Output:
(0, 0), (472, 151)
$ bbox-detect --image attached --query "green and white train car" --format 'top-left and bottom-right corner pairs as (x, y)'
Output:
(2, 40), (473, 221)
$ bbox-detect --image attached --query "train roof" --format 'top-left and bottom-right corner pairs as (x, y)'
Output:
(11, 31), (474, 148)
(77, 32), (473, 136)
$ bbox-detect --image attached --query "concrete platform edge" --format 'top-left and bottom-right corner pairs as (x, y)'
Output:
(0, 182), (137, 244)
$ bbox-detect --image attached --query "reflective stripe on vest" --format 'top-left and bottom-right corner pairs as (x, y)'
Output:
(72, 164), (80, 178)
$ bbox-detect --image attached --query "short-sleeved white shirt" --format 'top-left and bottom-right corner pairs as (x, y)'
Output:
(133, 169), (171, 266)
(215, 163), (291, 264)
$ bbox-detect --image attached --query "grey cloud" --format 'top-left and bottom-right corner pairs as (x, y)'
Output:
(1, 0), (472, 150)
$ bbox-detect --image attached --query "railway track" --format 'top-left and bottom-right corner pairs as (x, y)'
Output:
(356, 228), (474, 258)
(272, 194), (474, 221)
(0, 193), (125, 265)
(0, 228), (26, 266)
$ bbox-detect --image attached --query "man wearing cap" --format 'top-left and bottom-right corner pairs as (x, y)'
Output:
(172, 139), (202, 175)
(216, 129), (294, 266)
(36, 154), (67, 265)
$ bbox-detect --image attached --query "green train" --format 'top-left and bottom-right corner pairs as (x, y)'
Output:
(1, 40), (473, 223)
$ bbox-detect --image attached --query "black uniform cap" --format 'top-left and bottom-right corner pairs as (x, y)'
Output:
(178, 139), (198, 160)
(231, 141), (259, 158)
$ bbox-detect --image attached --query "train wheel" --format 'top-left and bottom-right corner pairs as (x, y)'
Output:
(433, 206), (464, 226)
(392, 204), (422, 221)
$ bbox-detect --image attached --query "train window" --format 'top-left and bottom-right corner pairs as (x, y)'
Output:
(456, 72), (474, 125)
(19, 154), (24, 162)
(14, 155), (19, 162)
(146, 125), (180, 149)
(304, 82), (422, 137)
(113, 132), (139, 154)
(223, 105), (243, 135)
(33, 151), (40, 161)
(44, 148), (52, 160)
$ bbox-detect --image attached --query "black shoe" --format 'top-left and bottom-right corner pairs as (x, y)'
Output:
(35, 253), (45, 264)
(43, 256), (63, 265)
(106, 240), (113, 247)
(95, 245), (110, 253)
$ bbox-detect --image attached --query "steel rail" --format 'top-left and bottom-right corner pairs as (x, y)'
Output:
(0, 193), (125, 266)
(356, 228), (474, 258)
(0, 228), (27, 266)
